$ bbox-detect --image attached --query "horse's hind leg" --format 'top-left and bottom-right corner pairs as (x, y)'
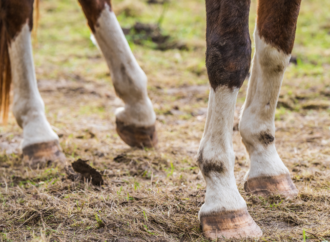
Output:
(78, 0), (157, 148)
(2, 0), (65, 168)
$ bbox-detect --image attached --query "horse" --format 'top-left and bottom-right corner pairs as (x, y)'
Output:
(0, 0), (301, 239)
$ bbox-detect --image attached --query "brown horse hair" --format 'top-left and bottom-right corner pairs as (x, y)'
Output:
(0, 1), (11, 124)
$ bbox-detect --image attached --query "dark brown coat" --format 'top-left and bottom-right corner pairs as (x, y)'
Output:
(205, 0), (251, 90)
(78, 0), (112, 33)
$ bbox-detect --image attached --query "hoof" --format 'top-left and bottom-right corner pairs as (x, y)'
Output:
(22, 140), (66, 169)
(200, 208), (262, 239)
(244, 174), (298, 199)
(116, 119), (158, 148)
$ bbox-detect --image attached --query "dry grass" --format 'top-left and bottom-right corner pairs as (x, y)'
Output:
(1, 0), (330, 241)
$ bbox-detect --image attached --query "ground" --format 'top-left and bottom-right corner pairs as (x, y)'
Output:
(1, 0), (330, 241)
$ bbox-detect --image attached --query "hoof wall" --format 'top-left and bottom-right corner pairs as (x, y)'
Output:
(200, 208), (262, 239)
(116, 119), (157, 148)
(244, 174), (298, 199)
(23, 140), (66, 169)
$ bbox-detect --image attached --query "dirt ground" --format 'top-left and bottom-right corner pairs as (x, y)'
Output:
(1, 0), (330, 241)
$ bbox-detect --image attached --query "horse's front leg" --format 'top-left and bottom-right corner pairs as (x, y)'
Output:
(240, 0), (301, 199)
(198, 0), (262, 239)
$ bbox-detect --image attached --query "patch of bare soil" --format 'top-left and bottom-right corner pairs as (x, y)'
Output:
(302, 100), (330, 110)
(0, 133), (21, 155)
(122, 22), (188, 51)
(113, 153), (167, 179)
(147, 0), (169, 5)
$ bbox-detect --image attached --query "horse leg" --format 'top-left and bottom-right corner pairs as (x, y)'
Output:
(2, 0), (65, 169)
(240, 0), (301, 198)
(198, 0), (262, 239)
(78, 0), (157, 148)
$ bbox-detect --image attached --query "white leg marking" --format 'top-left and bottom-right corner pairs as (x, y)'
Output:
(240, 29), (291, 180)
(198, 86), (246, 217)
(93, 5), (156, 127)
(9, 23), (58, 148)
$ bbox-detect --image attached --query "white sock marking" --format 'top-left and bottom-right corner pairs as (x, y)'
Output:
(93, 5), (156, 127)
(199, 86), (246, 216)
(240, 29), (291, 179)
(9, 23), (59, 148)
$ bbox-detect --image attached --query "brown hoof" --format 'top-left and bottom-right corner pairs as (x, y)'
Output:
(116, 119), (158, 148)
(244, 174), (298, 199)
(200, 208), (262, 239)
(22, 140), (66, 169)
